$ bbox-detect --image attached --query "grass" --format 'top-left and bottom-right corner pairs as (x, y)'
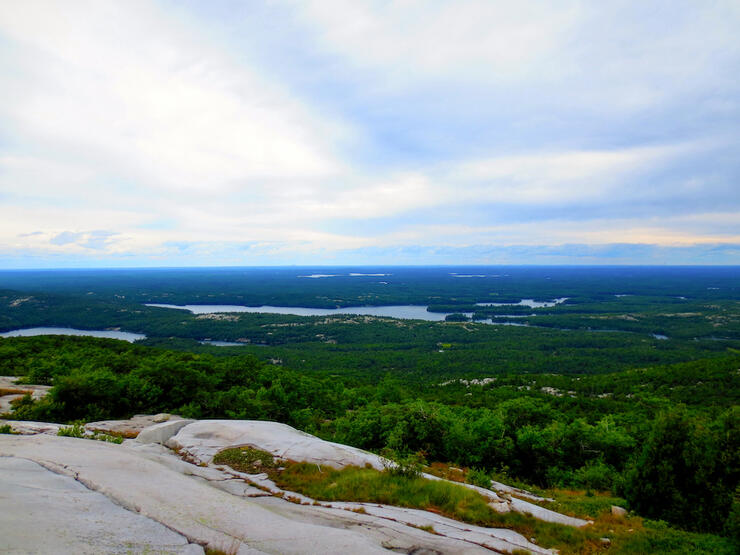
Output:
(276, 462), (498, 524)
(0, 423), (17, 434)
(212, 445), (279, 472)
(212, 447), (737, 554)
(57, 422), (123, 444)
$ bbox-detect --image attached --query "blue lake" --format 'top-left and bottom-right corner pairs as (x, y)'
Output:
(146, 303), (470, 321)
(475, 298), (568, 308)
(0, 327), (146, 342)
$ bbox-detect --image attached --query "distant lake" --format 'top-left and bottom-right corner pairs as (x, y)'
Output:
(146, 304), (471, 321)
(199, 340), (248, 347)
(475, 298), (569, 308)
(0, 327), (146, 342)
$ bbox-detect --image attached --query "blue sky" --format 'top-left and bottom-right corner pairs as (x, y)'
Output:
(0, 0), (738, 267)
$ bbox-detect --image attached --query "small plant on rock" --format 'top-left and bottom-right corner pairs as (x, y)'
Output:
(57, 422), (86, 438)
(213, 446), (279, 473)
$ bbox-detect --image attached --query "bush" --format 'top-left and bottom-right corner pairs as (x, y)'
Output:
(383, 450), (426, 479)
(466, 467), (492, 489)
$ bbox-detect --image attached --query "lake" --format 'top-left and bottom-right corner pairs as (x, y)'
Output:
(146, 303), (470, 321)
(199, 340), (249, 347)
(0, 327), (146, 342)
(475, 298), (568, 308)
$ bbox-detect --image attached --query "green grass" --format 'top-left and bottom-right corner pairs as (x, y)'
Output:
(213, 447), (737, 554)
(57, 422), (123, 444)
(277, 462), (498, 524)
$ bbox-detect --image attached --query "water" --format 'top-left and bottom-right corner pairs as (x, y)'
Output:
(199, 340), (248, 347)
(476, 320), (530, 327)
(146, 303), (468, 321)
(475, 297), (568, 308)
(0, 327), (146, 342)
(146, 298), (565, 320)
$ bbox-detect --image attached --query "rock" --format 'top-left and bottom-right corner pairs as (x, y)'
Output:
(611, 505), (628, 518)
(166, 419), (389, 470)
(0, 394), (26, 413)
(2, 433), (506, 554)
(490, 479), (554, 502)
(137, 419), (195, 444)
(167, 420), (589, 527)
(0, 419), (63, 435)
(509, 497), (591, 528)
(86, 413), (183, 438)
(0, 456), (201, 554)
(0, 376), (51, 414)
(323, 502), (552, 554)
(488, 501), (511, 514)
(0, 418), (586, 553)
(601, 537), (612, 545)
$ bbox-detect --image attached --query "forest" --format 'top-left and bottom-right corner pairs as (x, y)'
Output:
(0, 266), (738, 550)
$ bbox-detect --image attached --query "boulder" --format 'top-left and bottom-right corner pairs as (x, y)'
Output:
(137, 419), (195, 444)
(166, 419), (389, 470)
(509, 497), (591, 527)
(86, 413), (183, 438)
(611, 505), (628, 518)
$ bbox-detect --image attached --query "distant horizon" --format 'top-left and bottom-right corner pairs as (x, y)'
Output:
(2, 262), (739, 271)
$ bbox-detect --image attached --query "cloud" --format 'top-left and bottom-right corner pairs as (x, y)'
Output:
(48, 230), (119, 250)
(0, 0), (347, 195)
(0, 1), (737, 266)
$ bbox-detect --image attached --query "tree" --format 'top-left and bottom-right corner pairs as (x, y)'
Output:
(622, 406), (738, 533)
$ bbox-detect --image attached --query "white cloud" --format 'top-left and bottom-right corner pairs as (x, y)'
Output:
(451, 143), (690, 203)
(0, 0), (347, 195)
(289, 0), (740, 113)
(291, 1), (578, 83)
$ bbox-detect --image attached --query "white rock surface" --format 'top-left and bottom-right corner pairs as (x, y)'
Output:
(3, 434), (518, 554)
(167, 419), (389, 470)
(0, 456), (202, 554)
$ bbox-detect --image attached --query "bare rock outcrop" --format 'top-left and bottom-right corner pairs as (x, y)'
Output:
(1, 418), (592, 553)
(0, 455), (202, 554)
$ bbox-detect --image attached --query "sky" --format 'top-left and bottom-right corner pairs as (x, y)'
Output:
(0, 0), (738, 267)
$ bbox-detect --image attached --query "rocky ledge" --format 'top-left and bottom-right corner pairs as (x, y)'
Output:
(0, 417), (589, 554)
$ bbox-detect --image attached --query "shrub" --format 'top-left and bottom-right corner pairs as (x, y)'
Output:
(57, 422), (86, 438)
(466, 467), (492, 489)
